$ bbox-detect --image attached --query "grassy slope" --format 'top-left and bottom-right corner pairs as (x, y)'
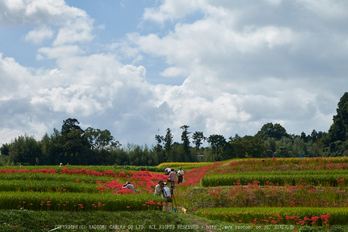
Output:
(0, 210), (203, 232)
(3, 210), (348, 232)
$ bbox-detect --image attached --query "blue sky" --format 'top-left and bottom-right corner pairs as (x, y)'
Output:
(0, 0), (348, 148)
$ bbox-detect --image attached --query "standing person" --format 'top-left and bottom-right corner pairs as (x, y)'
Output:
(154, 180), (163, 196)
(122, 181), (136, 193)
(162, 182), (172, 212)
(177, 167), (184, 184)
(168, 169), (177, 190)
(164, 166), (171, 175)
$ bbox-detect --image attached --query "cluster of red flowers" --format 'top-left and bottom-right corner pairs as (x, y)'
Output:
(285, 214), (330, 226)
(0, 167), (116, 176)
(60, 167), (117, 177)
(97, 170), (168, 194)
(180, 162), (219, 187)
(0, 167), (170, 195)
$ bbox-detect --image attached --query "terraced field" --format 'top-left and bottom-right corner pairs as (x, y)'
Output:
(1, 158), (348, 231)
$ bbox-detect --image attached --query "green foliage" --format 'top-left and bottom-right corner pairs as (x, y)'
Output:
(255, 122), (288, 140)
(324, 92), (348, 155)
(227, 136), (266, 159)
(196, 207), (348, 225)
(180, 125), (192, 162)
(0, 143), (10, 156)
(0, 180), (99, 193)
(0, 210), (202, 232)
(187, 184), (348, 210)
(0, 192), (163, 211)
(7, 134), (41, 165)
(201, 170), (348, 187)
(207, 134), (226, 161)
(0, 172), (115, 183)
(164, 128), (174, 162)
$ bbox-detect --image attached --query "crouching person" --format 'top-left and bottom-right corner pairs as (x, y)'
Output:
(154, 180), (163, 196)
(122, 181), (136, 193)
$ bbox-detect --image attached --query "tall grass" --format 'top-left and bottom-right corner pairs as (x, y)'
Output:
(0, 180), (99, 193)
(0, 191), (164, 211)
(201, 170), (348, 187)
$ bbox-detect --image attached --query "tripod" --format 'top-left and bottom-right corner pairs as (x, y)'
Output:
(170, 185), (177, 212)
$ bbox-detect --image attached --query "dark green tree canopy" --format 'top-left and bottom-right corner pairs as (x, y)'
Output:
(255, 122), (288, 140)
(61, 118), (83, 136)
(0, 143), (10, 156)
(327, 92), (348, 142)
(192, 131), (205, 149)
(324, 92), (348, 155)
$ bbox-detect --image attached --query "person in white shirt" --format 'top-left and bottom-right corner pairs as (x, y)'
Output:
(177, 167), (184, 184)
(162, 182), (172, 212)
(164, 166), (171, 175)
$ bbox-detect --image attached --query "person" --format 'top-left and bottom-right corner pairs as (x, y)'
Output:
(154, 180), (163, 196)
(168, 169), (177, 190)
(122, 181), (136, 193)
(164, 166), (171, 175)
(162, 182), (172, 212)
(177, 167), (184, 184)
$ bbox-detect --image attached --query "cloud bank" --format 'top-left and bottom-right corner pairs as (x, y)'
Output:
(0, 0), (347, 146)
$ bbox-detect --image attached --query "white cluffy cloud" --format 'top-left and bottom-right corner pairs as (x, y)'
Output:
(24, 26), (54, 44)
(1, 0), (348, 147)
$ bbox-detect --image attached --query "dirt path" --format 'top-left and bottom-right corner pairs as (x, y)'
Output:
(185, 215), (217, 232)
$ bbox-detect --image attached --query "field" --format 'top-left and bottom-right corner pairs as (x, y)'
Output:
(1, 158), (348, 231)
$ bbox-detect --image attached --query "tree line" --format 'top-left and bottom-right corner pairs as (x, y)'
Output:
(1, 92), (347, 166)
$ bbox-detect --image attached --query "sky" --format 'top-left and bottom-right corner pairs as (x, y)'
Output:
(0, 0), (347, 148)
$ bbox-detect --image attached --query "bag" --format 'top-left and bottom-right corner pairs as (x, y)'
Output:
(167, 178), (171, 181)
(166, 196), (172, 202)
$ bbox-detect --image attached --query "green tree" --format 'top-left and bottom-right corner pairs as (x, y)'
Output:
(0, 143), (10, 156)
(256, 122), (288, 140)
(164, 128), (173, 161)
(207, 134), (226, 161)
(154, 134), (165, 164)
(192, 131), (206, 160)
(48, 128), (64, 165)
(229, 135), (265, 158)
(60, 118), (89, 164)
(8, 134), (42, 165)
(311, 130), (318, 142)
(180, 125), (191, 161)
(39, 133), (51, 164)
(85, 127), (119, 150)
(324, 92), (348, 155)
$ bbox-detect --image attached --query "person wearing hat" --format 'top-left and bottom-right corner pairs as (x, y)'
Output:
(177, 167), (184, 184)
(154, 180), (163, 196)
(122, 181), (136, 193)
